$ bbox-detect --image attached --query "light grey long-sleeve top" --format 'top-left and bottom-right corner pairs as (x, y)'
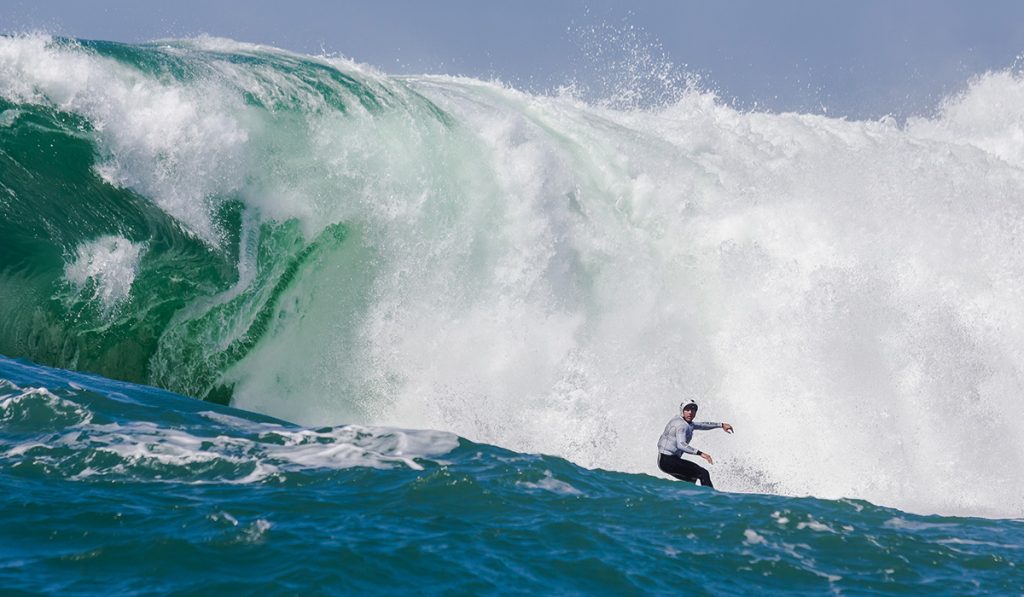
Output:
(657, 415), (722, 457)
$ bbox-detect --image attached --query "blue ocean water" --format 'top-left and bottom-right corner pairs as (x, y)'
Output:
(2, 35), (1024, 593)
(2, 355), (1022, 594)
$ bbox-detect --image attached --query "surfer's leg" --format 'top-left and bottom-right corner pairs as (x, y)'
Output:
(676, 459), (713, 488)
(696, 467), (713, 489)
(657, 454), (699, 484)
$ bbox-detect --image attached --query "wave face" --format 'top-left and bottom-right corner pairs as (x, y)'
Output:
(2, 35), (1024, 518)
(3, 354), (1022, 594)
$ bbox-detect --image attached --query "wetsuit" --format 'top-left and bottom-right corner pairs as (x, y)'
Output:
(657, 415), (722, 487)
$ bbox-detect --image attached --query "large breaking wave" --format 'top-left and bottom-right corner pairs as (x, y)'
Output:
(2, 34), (1023, 517)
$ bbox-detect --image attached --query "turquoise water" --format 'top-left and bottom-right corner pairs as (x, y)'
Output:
(2, 35), (1024, 593)
(3, 355), (1022, 594)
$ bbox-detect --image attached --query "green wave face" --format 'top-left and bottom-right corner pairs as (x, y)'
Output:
(0, 95), (236, 386)
(0, 36), (452, 413)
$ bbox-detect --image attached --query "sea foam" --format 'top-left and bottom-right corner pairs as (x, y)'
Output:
(63, 235), (145, 313)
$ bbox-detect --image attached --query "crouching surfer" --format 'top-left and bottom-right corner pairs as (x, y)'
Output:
(657, 401), (733, 488)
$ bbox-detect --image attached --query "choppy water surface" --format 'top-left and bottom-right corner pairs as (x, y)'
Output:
(2, 356), (1022, 594)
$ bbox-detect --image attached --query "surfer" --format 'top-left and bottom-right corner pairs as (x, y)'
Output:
(657, 401), (733, 488)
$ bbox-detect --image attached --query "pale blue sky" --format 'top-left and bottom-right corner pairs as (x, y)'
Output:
(4, 1), (1024, 119)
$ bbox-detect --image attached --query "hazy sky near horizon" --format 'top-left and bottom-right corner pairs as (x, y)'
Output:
(4, 1), (1024, 119)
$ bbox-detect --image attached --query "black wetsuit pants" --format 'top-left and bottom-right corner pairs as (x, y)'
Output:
(658, 453), (713, 488)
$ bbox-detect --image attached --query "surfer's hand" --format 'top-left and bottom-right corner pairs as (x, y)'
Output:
(701, 452), (714, 465)
(722, 423), (734, 434)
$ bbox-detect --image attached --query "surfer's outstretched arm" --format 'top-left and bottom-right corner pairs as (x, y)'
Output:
(694, 421), (734, 433)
